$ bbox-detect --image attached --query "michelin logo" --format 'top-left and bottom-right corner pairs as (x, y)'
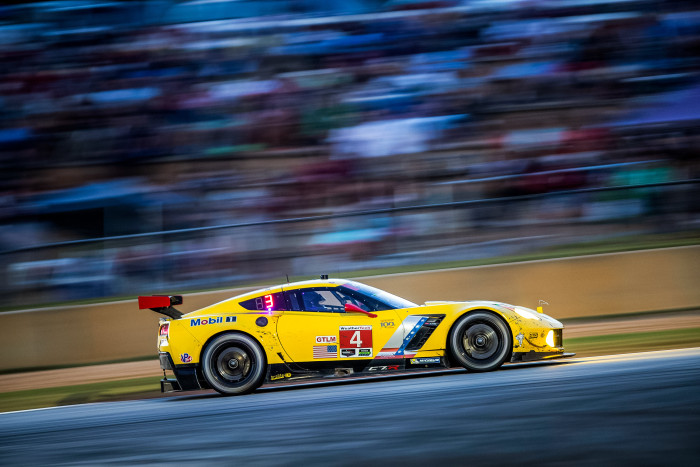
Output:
(410, 357), (441, 364)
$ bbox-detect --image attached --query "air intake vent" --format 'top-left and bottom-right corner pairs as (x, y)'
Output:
(405, 316), (445, 351)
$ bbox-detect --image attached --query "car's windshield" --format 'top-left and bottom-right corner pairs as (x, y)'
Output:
(340, 281), (417, 310)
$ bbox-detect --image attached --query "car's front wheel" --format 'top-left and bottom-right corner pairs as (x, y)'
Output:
(449, 311), (512, 372)
(201, 333), (266, 395)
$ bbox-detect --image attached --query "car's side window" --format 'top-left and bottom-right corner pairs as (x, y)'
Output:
(285, 288), (347, 312)
(284, 287), (384, 313)
(332, 289), (372, 312)
(336, 286), (392, 312)
(286, 291), (302, 311)
(299, 289), (345, 312)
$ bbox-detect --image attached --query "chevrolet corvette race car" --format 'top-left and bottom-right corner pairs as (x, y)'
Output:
(141, 277), (572, 395)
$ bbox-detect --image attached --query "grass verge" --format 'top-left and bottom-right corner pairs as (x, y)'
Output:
(565, 327), (700, 357)
(1, 327), (699, 413)
(0, 377), (163, 413)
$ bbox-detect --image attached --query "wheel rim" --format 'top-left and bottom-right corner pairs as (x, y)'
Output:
(462, 323), (500, 360)
(214, 346), (253, 383)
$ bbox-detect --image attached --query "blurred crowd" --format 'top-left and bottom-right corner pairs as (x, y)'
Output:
(1, 0), (699, 306)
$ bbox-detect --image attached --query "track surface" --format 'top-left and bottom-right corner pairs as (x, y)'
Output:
(1, 349), (699, 465)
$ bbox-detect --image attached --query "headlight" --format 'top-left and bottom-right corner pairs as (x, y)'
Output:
(513, 306), (539, 320)
(546, 330), (555, 347)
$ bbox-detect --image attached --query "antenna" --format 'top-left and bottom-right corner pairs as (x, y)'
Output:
(286, 274), (289, 283)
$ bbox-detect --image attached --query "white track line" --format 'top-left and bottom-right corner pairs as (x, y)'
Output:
(2, 347), (698, 416)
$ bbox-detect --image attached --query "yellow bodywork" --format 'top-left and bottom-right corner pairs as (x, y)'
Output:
(157, 279), (564, 368)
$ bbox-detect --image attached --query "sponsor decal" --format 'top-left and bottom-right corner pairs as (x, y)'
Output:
(339, 326), (373, 355)
(410, 357), (441, 365)
(375, 353), (406, 360)
(180, 353), (192, 363)
(380, 319), (395, 328)
(159, 338), (168, 348)
(368, 365), (400, 371)
(341, 349), (357, 358)
(529, 332), (538, 339)
(313, 345), (338, 359)
(377, 316), (427, 358)
(516, 333), (524, 347)
(340, 325), (372, 331)
(190, 317), (223, 327)
(358, 348), (372, 357)
(226, 316), (237, 323)
(271, 372), (292, 381)
(316, 335), (337, 344)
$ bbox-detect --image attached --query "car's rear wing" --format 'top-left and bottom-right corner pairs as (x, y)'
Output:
(138, 295), (183, 319)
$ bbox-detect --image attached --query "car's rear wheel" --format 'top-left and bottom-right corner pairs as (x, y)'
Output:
(449, 311), (512, 372)
(201, 333), (266, 395)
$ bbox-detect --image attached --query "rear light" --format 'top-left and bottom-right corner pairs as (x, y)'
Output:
(159, 323), (170, 336)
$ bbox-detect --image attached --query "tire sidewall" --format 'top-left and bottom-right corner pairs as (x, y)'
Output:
(201, 333), (266, 395)
(449, 311), (512, 372)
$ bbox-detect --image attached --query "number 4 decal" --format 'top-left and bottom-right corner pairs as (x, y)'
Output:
(339, 326), (373, 352)
(350, 331), (362, 347)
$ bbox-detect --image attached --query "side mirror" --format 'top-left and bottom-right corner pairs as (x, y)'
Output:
(344, 303), (377, 318)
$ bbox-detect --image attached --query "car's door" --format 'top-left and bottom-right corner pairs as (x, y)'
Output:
(276, 286), (401, 365)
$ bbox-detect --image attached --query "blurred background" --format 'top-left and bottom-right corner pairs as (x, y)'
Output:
(1, 0), (699, 309)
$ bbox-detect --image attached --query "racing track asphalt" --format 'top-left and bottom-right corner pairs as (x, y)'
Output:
(1, 348), (699, 466)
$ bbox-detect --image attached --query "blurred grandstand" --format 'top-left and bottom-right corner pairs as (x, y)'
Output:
(0, 0), (698, 307)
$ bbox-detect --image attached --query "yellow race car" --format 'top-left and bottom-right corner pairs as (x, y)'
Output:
(141, 276), (572, 395)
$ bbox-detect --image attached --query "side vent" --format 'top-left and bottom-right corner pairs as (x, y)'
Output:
(405, 315), (445, 351)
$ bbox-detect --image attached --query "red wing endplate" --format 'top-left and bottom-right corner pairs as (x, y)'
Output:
(138, 295), (183, 319)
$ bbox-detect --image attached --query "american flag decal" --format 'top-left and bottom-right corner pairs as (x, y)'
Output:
(313, 344), (338, 359)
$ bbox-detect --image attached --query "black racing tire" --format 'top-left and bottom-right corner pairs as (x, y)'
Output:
(201, 333), (267, 395)
(449, 311), (512, 372)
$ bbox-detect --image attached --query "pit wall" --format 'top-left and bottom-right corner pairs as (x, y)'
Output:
(2, 246), (698, 372)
